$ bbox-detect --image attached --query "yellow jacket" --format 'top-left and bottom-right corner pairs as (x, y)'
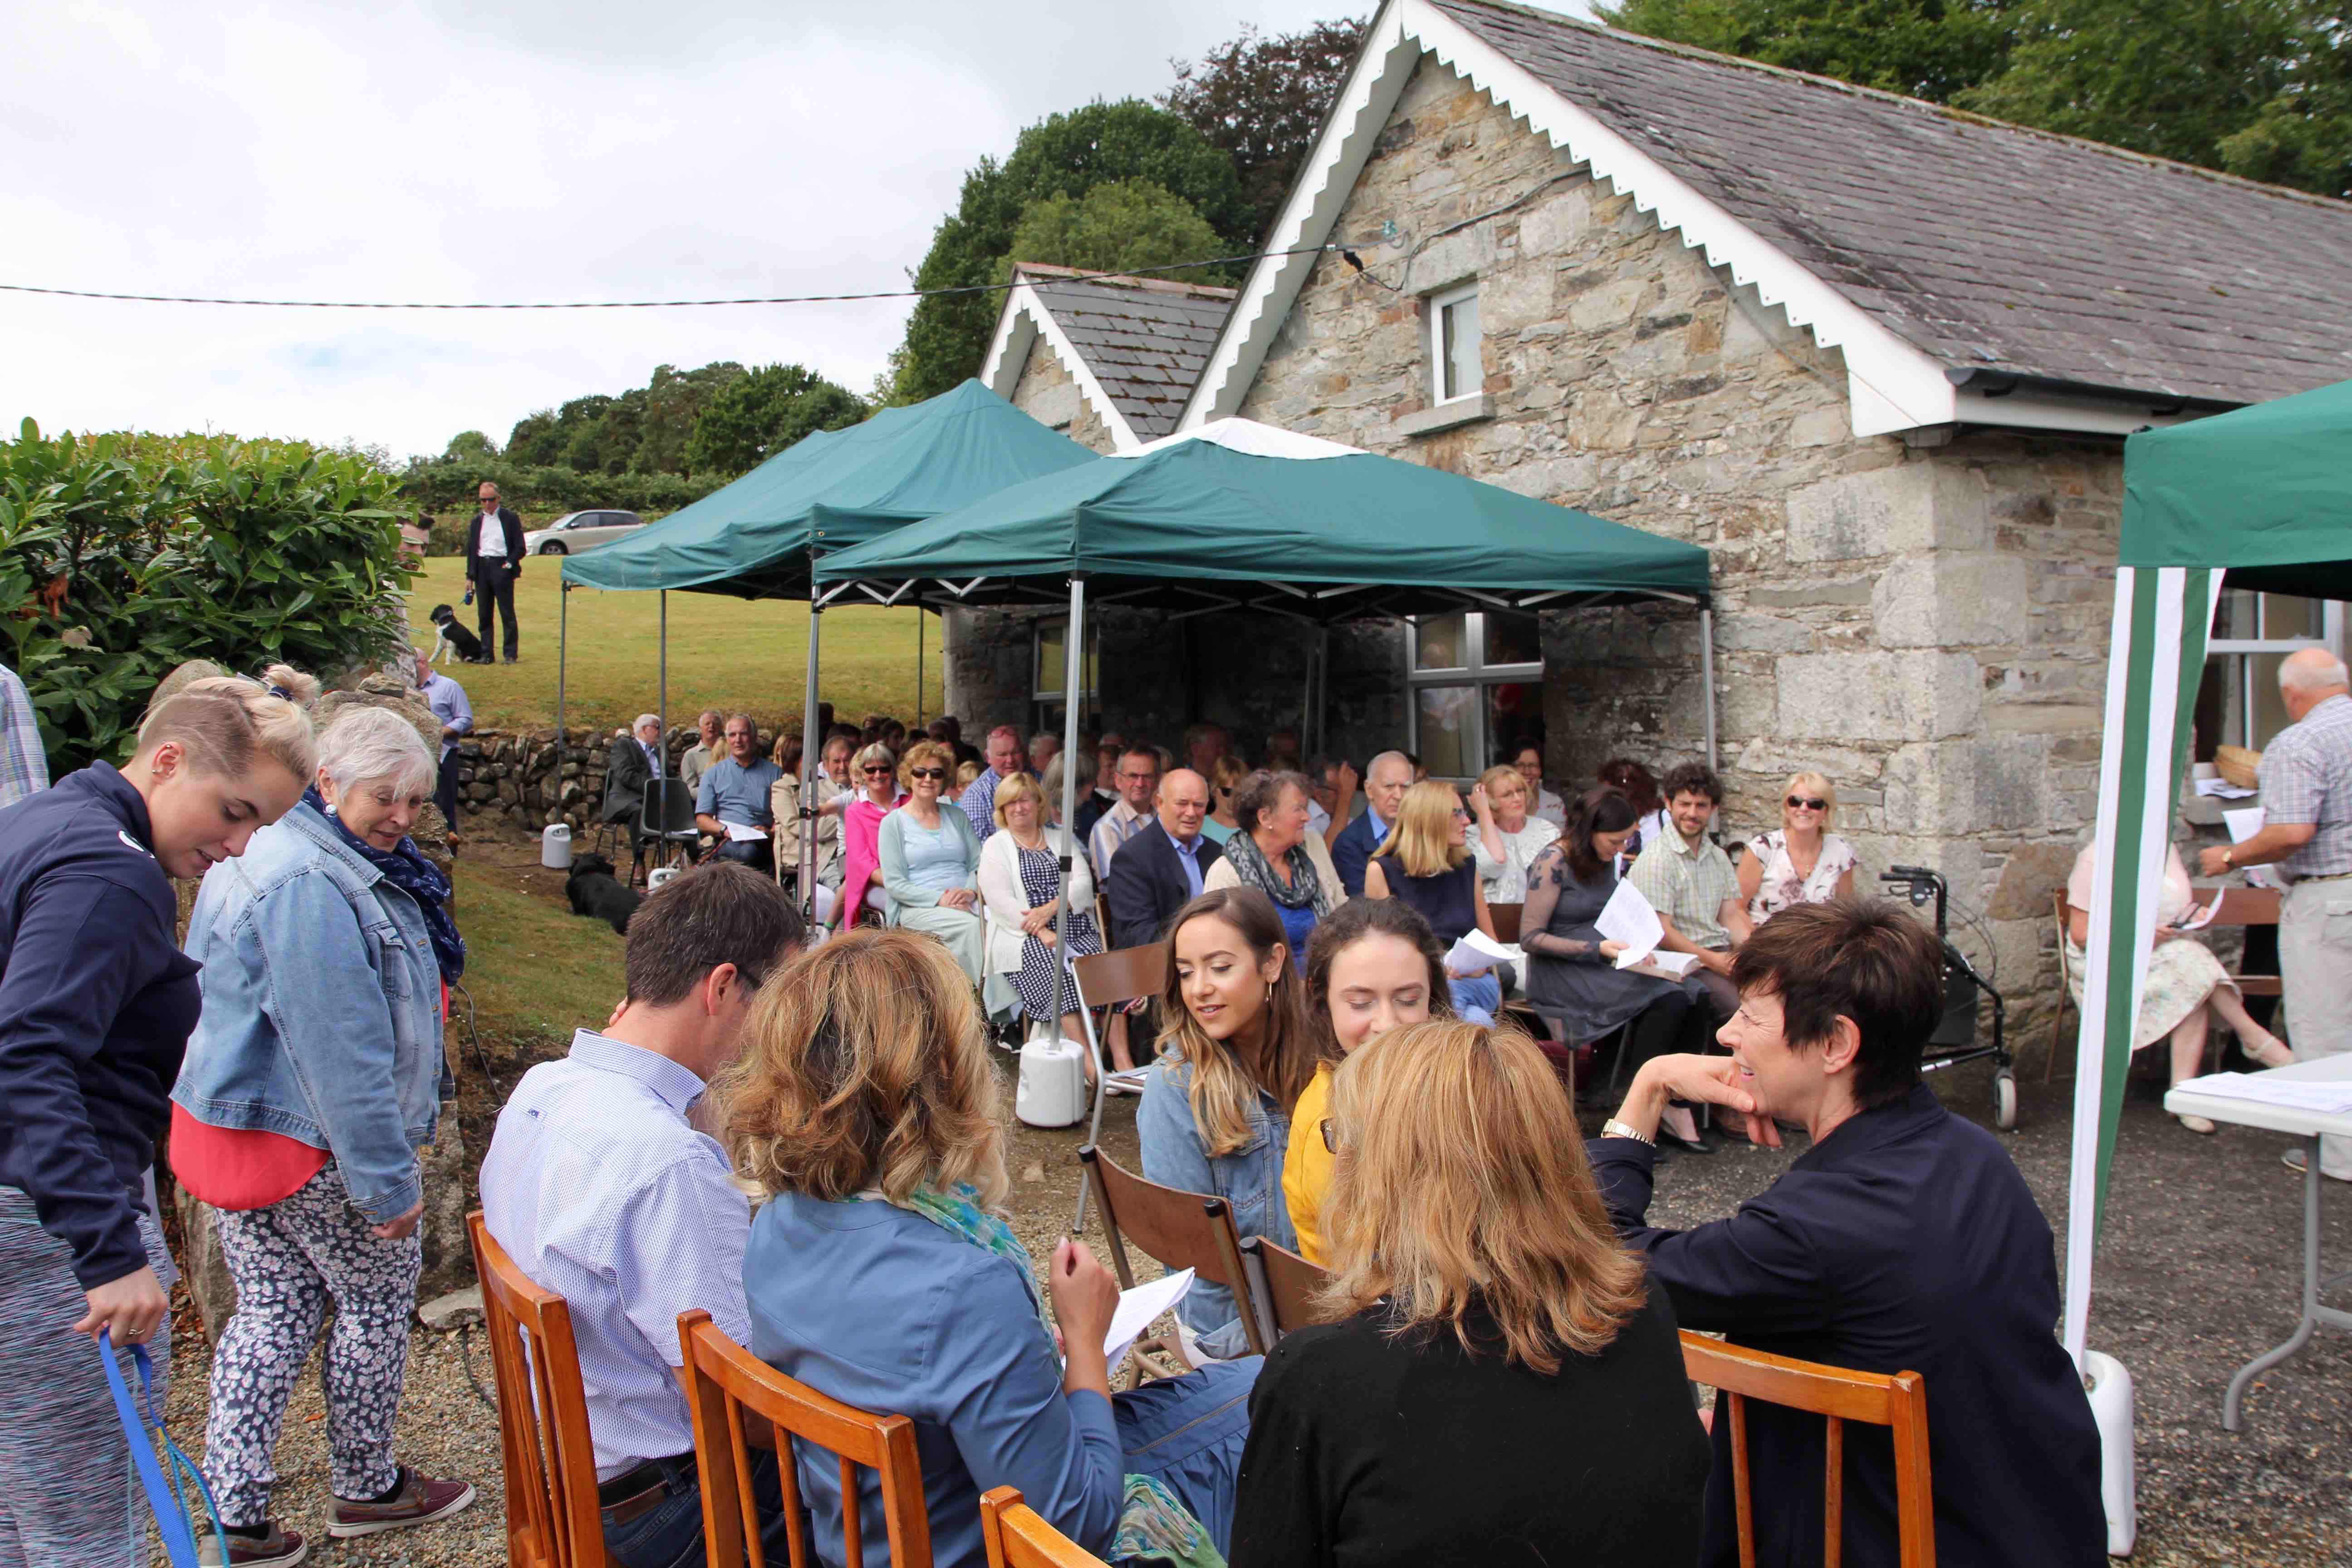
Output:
(1283, 1064), (1337, 1264)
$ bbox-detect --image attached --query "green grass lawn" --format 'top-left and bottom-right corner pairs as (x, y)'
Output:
(454, 853), (626, 1039)
(402, 556), (944, 735)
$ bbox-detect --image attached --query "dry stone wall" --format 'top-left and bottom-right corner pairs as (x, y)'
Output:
(448, 724), (707, 833)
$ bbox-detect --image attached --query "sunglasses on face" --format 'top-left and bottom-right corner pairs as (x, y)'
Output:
(1786, 795), (1828, 811)
(863, 765), (894, 777)
(910, 767), (948, 781)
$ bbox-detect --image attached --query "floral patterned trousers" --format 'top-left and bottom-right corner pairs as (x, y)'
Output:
(204, 1161), (421, 1527)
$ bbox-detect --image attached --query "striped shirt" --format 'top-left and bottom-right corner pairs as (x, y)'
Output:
(2260, 692), (2352, 879)
(479, 1030), (751, 1479)
(1630, 827), (1740, 951)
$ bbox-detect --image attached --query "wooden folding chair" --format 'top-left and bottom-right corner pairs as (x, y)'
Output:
(1487, 901), (1523, 945)
(466, 1210), (608, 1568)
(1237, 1234), (1330, 1346)
(1678, 1332), (1935, 1568)
(1068, 942), (1170, 1232)
(979, 1486), (1109, 1568)
(676, 1308), (932, 1568)
(1077, 1145), (1269, 1360)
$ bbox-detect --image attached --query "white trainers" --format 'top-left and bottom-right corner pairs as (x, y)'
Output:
(2281, 1147), (2352, 1182)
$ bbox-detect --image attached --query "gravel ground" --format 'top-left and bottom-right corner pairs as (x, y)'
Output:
(162, 840), (2347, 1564)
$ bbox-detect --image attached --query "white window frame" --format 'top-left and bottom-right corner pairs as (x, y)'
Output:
(1031, 615), (1099, 735)
(1404, 610), (1543, 781)
(2205, 592), (2345, 751)
(1426, 282), (1482, 406)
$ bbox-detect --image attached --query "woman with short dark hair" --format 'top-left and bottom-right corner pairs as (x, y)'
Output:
(1204, 769), (1347, 966)
(1593, 901), (2106, 1567)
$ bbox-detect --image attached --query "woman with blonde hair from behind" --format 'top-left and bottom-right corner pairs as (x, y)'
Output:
(725, 929), (1258, 1568)
(1229, 1020), (1709, 1568)
(1364, 779), (1503, 1024)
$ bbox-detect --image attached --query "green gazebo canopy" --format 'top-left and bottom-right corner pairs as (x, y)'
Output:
(561, 378), (1094, 598)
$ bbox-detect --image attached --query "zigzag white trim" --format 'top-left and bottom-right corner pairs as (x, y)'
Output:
(980, 278), (1142, 451)
(1178, 0), (1960, 438)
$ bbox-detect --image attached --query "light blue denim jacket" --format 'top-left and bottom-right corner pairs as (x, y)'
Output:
(172, 802), (446, 1223)
(1137, 1056), (1295, 1358)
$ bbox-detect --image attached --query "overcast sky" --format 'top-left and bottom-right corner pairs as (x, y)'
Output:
(2, 1), (1406, 460)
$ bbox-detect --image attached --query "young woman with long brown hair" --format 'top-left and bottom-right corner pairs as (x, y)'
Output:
(1230, 1020), (1708, 1568)
(1137, 887), (1318, 1360)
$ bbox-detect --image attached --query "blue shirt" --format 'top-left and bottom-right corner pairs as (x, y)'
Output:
(1137, 1057), (1295, 1358)
(961, 766), (1007, 842)
(418, 670), (472, 760)
(479, 1030), (753, 1480)
(745, 1193), (1126, 1567)
(695, 756), (781, 827)
(1169, 826), (1206, 897)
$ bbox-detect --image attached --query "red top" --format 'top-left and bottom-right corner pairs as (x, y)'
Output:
(168, 1102), (327, 1211)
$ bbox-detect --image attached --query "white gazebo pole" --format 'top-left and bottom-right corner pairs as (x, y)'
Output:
(801, 583), (824, 919)
(657, 591), (668, 776)
(1700, 605), (1719, 774)
(554, 576), (568, 788)
(1054, 577), (1087, 1023)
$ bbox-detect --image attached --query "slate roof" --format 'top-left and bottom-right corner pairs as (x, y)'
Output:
(1014, 265), (1237, 438)
(1431, 0), (2352, 407)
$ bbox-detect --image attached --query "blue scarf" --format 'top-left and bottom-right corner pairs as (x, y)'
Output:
(306, 788), (465, 982)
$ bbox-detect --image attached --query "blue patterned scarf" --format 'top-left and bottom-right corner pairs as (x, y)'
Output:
(306, 788), (465, 982)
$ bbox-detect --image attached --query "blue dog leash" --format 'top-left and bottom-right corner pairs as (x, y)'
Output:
(96, 1328), (225, 1568)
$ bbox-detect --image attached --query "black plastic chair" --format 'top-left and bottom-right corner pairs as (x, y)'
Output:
(639, 778), (701, 875)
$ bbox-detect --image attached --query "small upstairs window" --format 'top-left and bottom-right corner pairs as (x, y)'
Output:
(1429, 283), (1482, 404)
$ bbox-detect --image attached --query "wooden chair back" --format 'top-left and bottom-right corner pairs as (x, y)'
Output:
(1679, 1332), (1935, 1568)
(978, 1487), (1109, 1568)
(677, 1308), (932, 1568)
(1488, 901), (1523, 945)
(466, 1211), (607, 1568)
(1237, 1234), (1330, 1343)
(1075, 1146), (1267, 1357)
(2047, 882), (2283, 1083)
(1071, 942), (1168, 1009)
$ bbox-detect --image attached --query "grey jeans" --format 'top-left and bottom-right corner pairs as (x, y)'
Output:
(2279, 877), (2352, 1175)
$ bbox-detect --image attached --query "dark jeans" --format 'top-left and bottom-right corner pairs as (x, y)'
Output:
(603, 1450), (794, 1568)
(711, 836), (774, 874)
(473, 559), (519, 660)
(1691, 958), (1739, 1025)
(433, 749), (461, 833)
(1625, 983), (1720, 1075)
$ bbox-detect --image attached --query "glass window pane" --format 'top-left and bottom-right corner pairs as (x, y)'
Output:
(1441, 293), (1480, 401)
(1484, 683), (1541, 770)
(2249, 652), (2297, 749)
(2212, 589), (2256, 641)
(2259, 593), (2323, 641)
(1037, 622), (1064, 697)
(1415, 685), (1476, 779)
(1415, 612), (1468, 670)
(1482, 610), (1541, 667)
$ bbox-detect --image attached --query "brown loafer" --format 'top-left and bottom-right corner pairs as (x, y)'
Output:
(328, 1466), (477, 1538)
(200, 1522), (307, 1566)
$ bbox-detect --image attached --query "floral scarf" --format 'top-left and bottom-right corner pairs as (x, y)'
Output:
(1220, 828), (1330, 916)
(306, 788), (465, 981)
(848, 1184), (1226, 1568)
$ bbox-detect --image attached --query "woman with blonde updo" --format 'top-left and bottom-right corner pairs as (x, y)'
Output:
(725, 929), (1258, 1568)
(1230, 1020), (1708, 1568)
(0, 666), (317, 1568)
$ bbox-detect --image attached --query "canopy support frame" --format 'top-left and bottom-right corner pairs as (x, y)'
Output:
(1700, 607), (1718, 773)
(801, 550), (824, 923)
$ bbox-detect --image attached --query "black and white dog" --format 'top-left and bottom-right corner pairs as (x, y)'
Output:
(565, 852), (642, 936)
(427, 604), (488, 665)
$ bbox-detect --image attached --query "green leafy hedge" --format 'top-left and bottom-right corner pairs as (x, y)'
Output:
(0, 420), (416, 773)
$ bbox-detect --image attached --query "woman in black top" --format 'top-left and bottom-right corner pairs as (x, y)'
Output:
(1229, 1019), (1708, 1568)
(0, 667), (314, 1567)
(1362, 779), (1501, 1024)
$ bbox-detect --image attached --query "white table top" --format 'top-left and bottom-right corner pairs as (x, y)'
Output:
(2164, 1056), (2352, 1137)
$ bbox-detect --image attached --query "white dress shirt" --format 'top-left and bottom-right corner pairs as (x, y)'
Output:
(475, 508), (507, 560)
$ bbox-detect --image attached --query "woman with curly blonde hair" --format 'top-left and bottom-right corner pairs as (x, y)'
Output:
(723, 928), (1258, 1568)
(1230, 1019), (1708, 1568)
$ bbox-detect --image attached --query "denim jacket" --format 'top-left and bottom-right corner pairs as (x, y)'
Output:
(172, 802), (446, 1223)
(1136, 1056), (1295, 1358)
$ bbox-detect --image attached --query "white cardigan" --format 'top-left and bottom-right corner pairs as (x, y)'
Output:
(976, 823), (1096, 977)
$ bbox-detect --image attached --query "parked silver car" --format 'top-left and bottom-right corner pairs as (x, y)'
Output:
(524, 509), (646, 555)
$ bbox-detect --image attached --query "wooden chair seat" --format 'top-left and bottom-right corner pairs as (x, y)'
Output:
(677, 1307), (932, 1568)
(1077, 1144), (1269, 1360)
(1679, 1331), (1934, 1568)
(980, 1487), (1110, 1568)
(467, 1210), (608, 1568)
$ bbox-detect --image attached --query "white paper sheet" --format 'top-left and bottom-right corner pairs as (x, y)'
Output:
(724, 821), (769, 843)
(1445, 930), (1525, 975)
(2222, 807), (2266, 843)
(1620, 949), (1702, 979)
(2173, 1073), (2352, 1116)
(1102, 1269), (1194, 1368)
(2173, 893), (2224, 932)
(1595, 877), (1664, 964)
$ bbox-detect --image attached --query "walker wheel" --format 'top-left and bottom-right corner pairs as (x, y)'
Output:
(1992, 1068), (2019, 1132)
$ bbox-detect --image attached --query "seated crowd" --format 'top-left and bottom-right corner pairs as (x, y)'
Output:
(465, 713), (2109, 1568)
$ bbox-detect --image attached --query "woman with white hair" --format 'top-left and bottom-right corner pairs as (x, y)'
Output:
(1736, 769), (1858, 926)
(172, 706), (476, 1563)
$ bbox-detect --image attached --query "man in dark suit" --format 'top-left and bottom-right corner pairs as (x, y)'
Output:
(602, 714), (662, 865)
(463, 480), (527, 662)
(1104, 767), (1221, 951)
(1590, 901), (2104, 1568)
(1328, 749), (1414, 897)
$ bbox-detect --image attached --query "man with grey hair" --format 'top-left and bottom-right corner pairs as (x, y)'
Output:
(603, 715), (664, 867)
(2200, 645), (2352, 1181)
(1331, 750), (1415, 897)
(680, 711), (722, 792)
(463, 480), (525, 663)
(695, 714), (779, 873)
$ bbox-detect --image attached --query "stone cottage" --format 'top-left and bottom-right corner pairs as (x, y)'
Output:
(965, 0), (2352, 1011)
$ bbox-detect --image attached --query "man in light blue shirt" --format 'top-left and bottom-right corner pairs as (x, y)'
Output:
(415, 647), (472, 838)
(480, 862), (804, 1568)
(695, 712), (781, 873)
(960, 724), (1028, 843)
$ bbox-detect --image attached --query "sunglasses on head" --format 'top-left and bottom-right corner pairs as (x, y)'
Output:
(1787, 794), (1828, 811)
(910, 767), (948, 781)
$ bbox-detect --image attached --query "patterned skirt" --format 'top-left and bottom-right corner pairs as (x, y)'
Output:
(2064, 935), (2237, 1051)
(1012, 842), (1101, 1019)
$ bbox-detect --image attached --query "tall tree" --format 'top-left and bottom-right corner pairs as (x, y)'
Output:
(685, 364), (867, 479)
(1006, 179), (1240, 285)
(1162, 18), (1373, 240)
(885, 99), (1254, 405)
(1598, 0), (2017, 103)
(634, 361), (745, 476)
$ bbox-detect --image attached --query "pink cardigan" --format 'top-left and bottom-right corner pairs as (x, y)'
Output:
(837, 792), (906, 929)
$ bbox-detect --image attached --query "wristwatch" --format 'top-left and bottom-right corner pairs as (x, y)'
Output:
(2221, 847), (2234, 868)
(1601, 1118), (1655, 1147)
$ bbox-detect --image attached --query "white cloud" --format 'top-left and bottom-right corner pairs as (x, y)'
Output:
(1, 0), (1368, 458)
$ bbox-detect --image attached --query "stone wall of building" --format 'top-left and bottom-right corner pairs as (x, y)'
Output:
(1010, 335), (1119, 453)
(1225, 55), (2128, 1030)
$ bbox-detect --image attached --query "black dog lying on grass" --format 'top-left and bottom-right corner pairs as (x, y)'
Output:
(566, 852), (641, 936)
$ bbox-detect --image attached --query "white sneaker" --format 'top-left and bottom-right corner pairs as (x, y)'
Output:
(2281, 1148), (2352, 1182)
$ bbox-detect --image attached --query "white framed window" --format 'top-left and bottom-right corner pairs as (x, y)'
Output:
(1426, 283), (1482, 405)
(1404, 609), (1543, 780)
(1032, 616), (1099, 737)
(2195, 590), (2344, 755)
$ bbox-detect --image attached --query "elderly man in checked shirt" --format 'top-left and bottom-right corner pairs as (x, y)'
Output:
(480, 863), (806, 1568)
(2200, 647), (2352, 1181)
